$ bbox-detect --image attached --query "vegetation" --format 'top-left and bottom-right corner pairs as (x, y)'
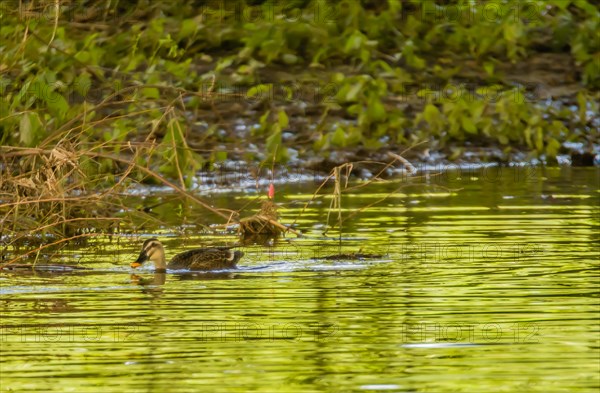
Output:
(0, 0), (598, 249)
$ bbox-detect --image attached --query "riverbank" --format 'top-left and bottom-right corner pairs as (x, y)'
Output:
(1, 0), (599, 247)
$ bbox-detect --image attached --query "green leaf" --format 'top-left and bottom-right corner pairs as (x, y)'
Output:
(313, 133), (328, 151)
(215, 57), (233, 72)
(347, 104), (361, 116)
(461, 117), (477, 134)
(247, 84), (273, 100)
(550, 0), (571, 10)
(74, 51), (91, 63)
(166, 118), (185, 143)
(257, 110), (271, 135)
(278, 109), (289, 129)
(503, 23), (520, 43)
(45, 92), (69, 120)
(551, 120), (567, 136)
(344, 31), (364, 53)
(331, 126), (346, 147)
(178, 19), (198, 40)
(19, 112), (42, 146)
(214, 151), (228, 162)
(408, 55), (425, 69)
(142, 87), (159, 99)
(74, 72), (92, 97)
(528, 114), (541, 126)
(471, 101), (485, 120)
(546, 138), (561, 158)
(345, 83), (363, 102)
(483, 62), (495, 76)
(266, 124), (281, 153)
(347, 126), (363, 145)
(367, 95), (386, 123)
(424, 104), (441, 125)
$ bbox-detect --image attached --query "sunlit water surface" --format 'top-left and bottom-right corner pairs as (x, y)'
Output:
(1, 167), (598, 393)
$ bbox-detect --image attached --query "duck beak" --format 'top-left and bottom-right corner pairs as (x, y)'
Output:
(131, 250), (148, 268)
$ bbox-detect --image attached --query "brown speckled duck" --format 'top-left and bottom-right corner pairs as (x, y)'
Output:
(131, 238), (243, 272)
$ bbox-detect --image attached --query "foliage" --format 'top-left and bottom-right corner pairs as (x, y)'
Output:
(0, 0), (598, 173)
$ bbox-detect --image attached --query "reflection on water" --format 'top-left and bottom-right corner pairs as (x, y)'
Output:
(1, 167), (598, 393)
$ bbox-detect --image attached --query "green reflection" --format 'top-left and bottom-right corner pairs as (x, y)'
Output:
(1, 168), (598, 393)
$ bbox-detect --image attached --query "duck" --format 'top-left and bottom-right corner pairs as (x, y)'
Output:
(131, 238), (243, 272)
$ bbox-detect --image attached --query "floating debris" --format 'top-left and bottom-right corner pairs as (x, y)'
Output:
(0, 264), (92, 272)
(320, 253), (384, 261)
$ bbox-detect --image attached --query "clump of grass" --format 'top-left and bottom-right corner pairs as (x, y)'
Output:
(0, 141), (241, 267)
(1, 145), (119, 240)
(289, 150), (421, 237)
(239, 199), (282, 241)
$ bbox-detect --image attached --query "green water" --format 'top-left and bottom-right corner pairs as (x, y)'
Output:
(1, 167), (598, 393)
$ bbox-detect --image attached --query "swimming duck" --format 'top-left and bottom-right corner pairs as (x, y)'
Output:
(131, 238), (243, 272)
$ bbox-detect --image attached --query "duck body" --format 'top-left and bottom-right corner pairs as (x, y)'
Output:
(168, 246), (243, 270)
(132, 239), (243, 272)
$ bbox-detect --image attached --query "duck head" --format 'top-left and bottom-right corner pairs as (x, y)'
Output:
(132, 238), (167, 271)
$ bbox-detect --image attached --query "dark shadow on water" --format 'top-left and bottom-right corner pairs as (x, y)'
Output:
(173, 272), (239, 280)
(130, 272), (239, 298)
(130, 271), (239, 285)
(0, 264), (104, 278)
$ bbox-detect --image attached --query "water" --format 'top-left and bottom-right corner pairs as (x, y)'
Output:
(1, 166), (598, 393)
